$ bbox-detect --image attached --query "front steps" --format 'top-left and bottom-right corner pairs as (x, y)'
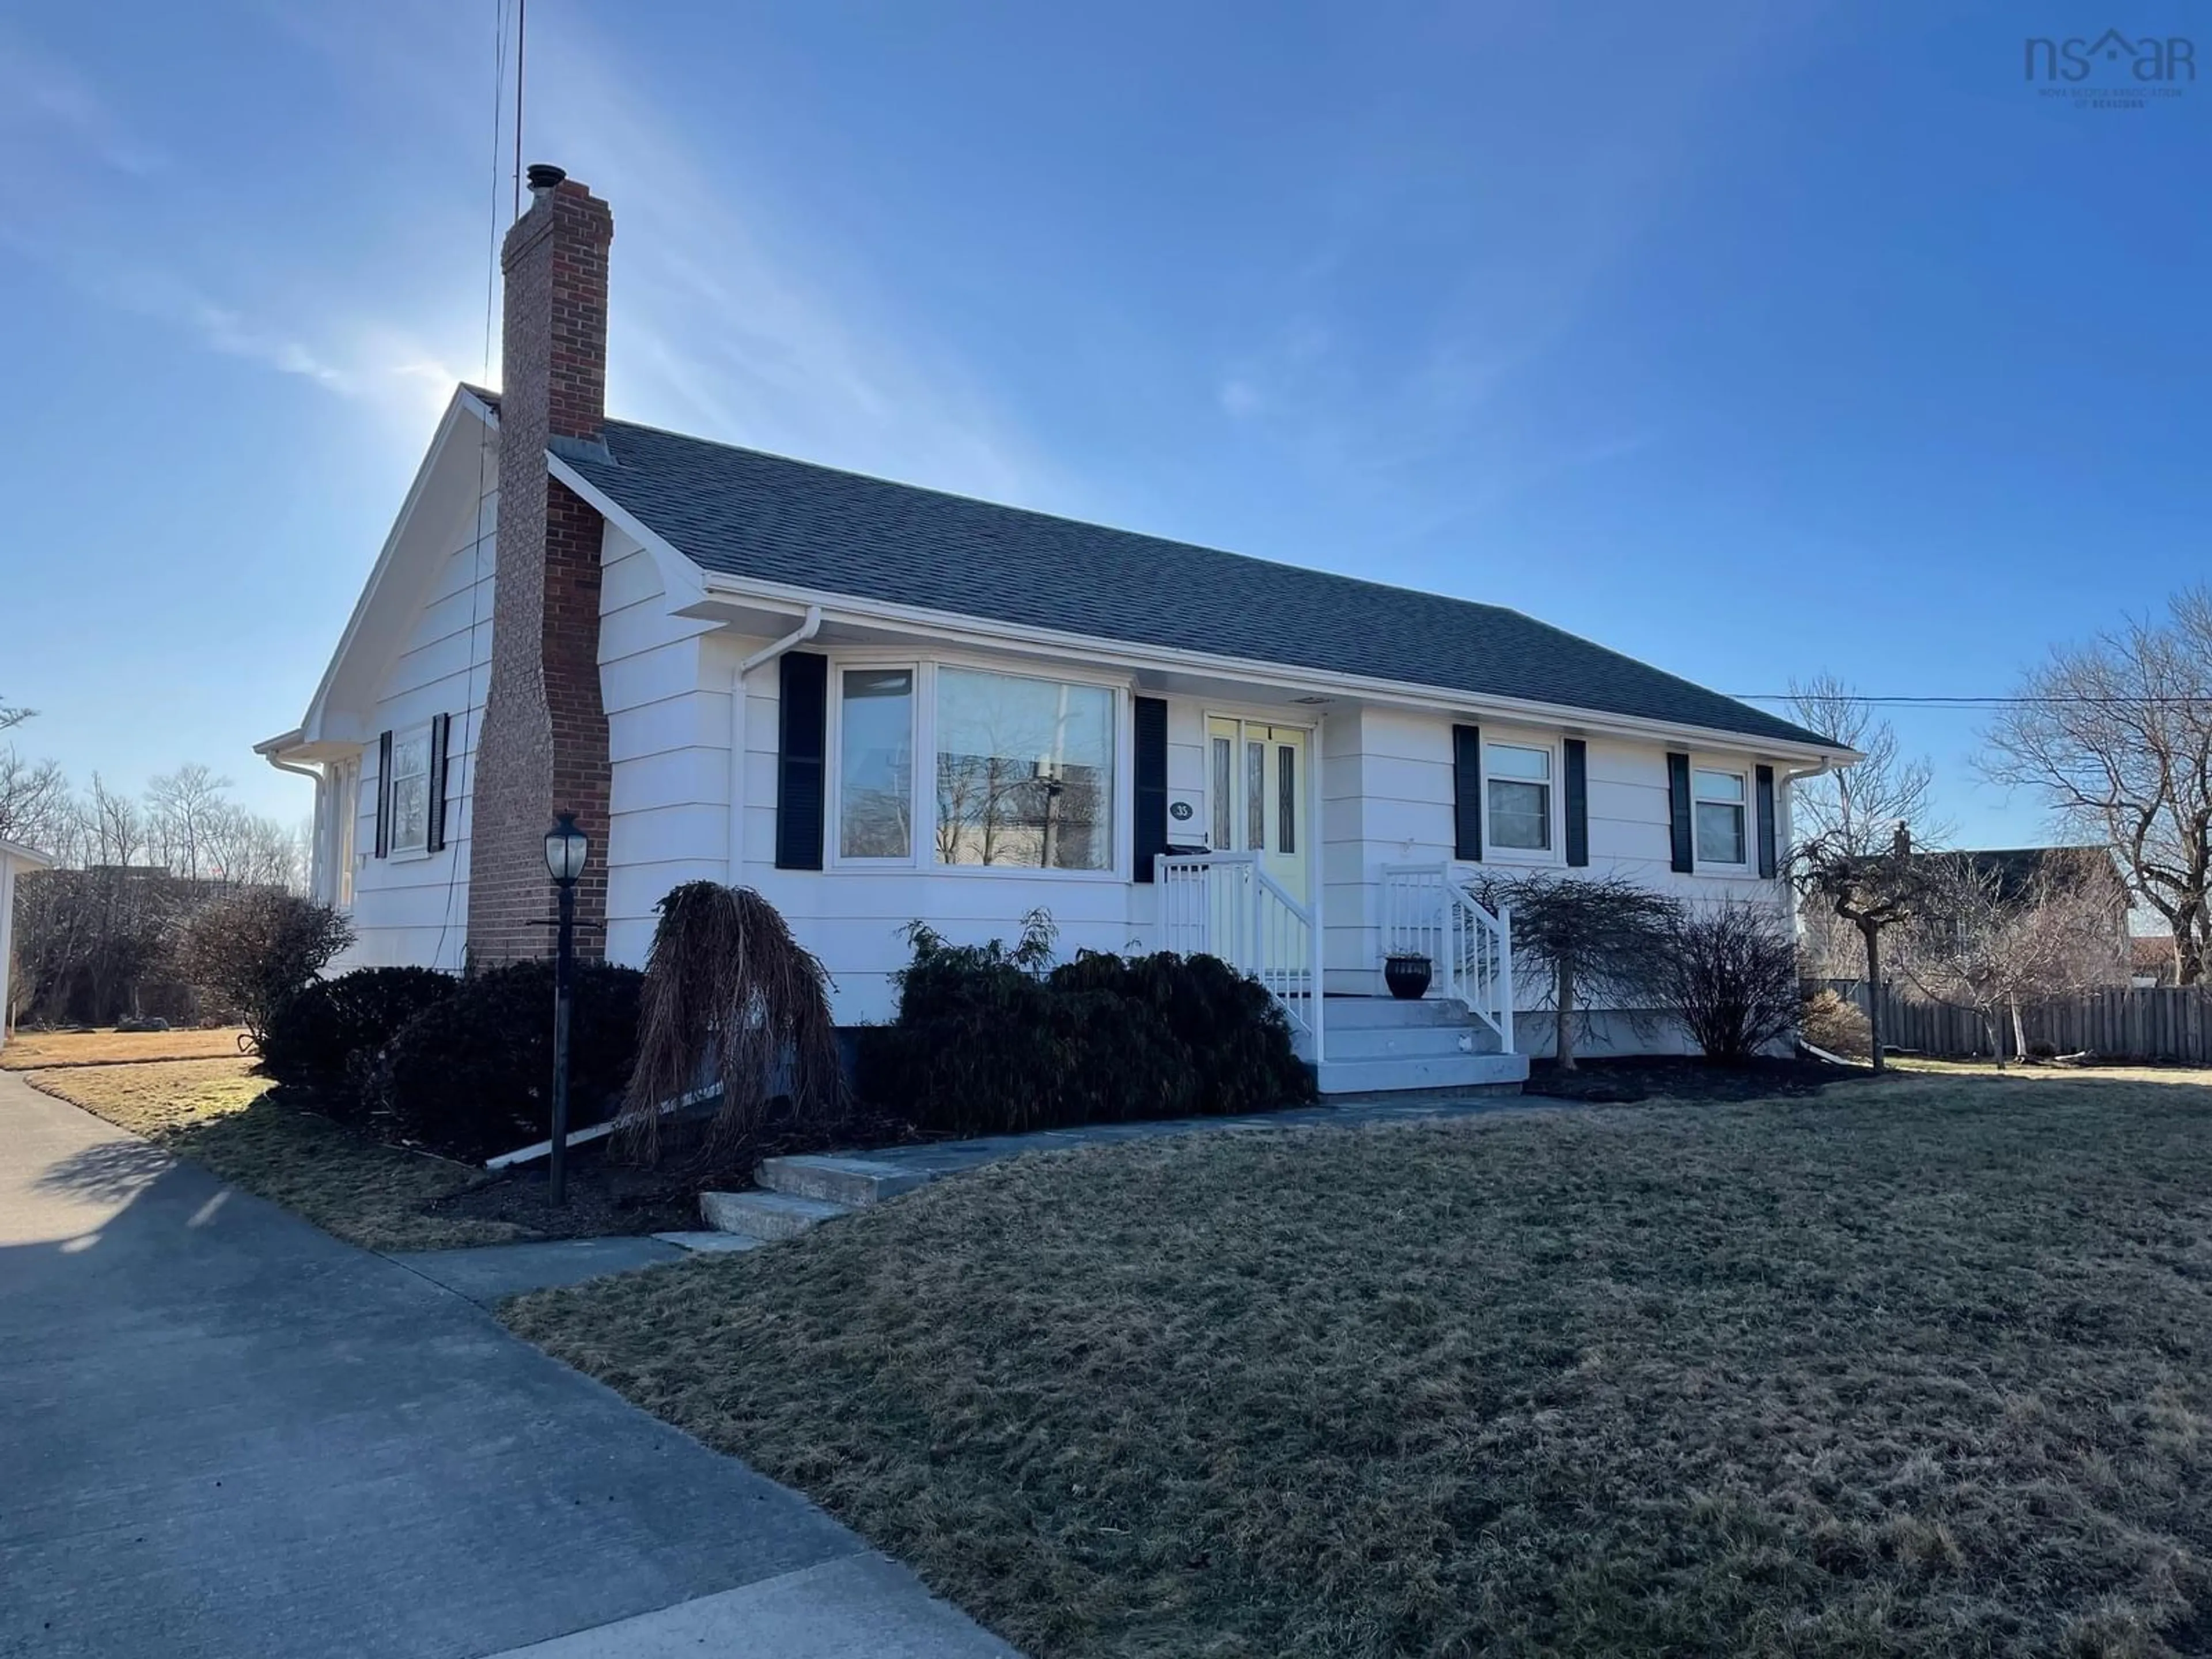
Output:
(1290, 995), (1531, 1096)
(697, 1154), (918, 1244)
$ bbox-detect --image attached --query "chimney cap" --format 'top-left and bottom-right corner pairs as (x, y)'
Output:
(525, 162), (567, 194)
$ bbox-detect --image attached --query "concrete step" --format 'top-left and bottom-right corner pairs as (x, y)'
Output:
(1323, 1023), (1501, 1060)
(1313, 1052), (1529, 1096)
(1291, 997), (1475, 1029)
(699, 1188), (851, 1241)
(756, 1154), (931, 1208)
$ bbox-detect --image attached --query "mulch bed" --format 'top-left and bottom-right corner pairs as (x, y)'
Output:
(1524, 1052), (1869, 1103)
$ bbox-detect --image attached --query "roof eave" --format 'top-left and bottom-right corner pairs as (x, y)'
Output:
(686, 568), (1855, 762)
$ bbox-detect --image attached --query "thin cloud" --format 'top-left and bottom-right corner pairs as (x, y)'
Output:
(0, 31), (168, 177)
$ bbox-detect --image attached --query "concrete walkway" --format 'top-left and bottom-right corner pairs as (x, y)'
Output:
(0, 1069), (1018, 1659)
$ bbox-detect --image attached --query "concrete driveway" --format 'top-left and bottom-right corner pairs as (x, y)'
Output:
(0, 1071), (1017, 1659)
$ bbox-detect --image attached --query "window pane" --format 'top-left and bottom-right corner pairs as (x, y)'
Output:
(1247, 741), (1266, 851)
(1696, 801), (1746, 865)
(392, 733), (430, 784)
(391, 775), (429, 851)
(1210, 737), (1232, 849)
(1695, 769), (1745, 804)
(1278, 745), (1296, 855)
(1487, 744), (1550, 782)
(839, 669), (913, 858)
(1488, 778), (1550, 851)
(935, 668), (1114, 870)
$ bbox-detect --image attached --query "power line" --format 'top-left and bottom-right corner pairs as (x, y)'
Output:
(1732, 694), (2212, 708)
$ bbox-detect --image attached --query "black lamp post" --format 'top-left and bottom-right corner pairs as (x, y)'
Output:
(543, 812), (590, 1207)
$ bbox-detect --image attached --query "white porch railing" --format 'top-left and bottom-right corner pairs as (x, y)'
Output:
(1380, 863), (1515, 1051)
(1157, 852), (1324, 1059)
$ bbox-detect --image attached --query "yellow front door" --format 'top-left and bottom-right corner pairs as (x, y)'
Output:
(1206, 718), (1311, 905)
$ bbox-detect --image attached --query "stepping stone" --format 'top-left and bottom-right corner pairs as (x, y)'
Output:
(755, 1155), (932, 1207)
(652, 1230), (765, 1253)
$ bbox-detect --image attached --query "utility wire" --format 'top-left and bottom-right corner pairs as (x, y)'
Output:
(1733, 694), (2212, 708)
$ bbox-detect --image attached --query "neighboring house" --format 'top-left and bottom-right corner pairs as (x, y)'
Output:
(258, 165), (1852, 1092)
(1908, 845), (2133, 971)
(0, 837), (55, 1052)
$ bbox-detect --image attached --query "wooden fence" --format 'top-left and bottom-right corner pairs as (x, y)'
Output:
(1839, 983), (2212, 1065)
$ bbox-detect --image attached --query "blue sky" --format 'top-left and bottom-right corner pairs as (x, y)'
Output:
(2, 0), (2204, 841)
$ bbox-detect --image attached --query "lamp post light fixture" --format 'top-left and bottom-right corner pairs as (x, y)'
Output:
(543, 812), (590, 1206)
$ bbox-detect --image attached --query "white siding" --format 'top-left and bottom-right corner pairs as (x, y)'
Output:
(336, 484), (497, 972)
(600, 527), (722, 965)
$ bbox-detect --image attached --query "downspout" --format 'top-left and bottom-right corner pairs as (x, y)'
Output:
(264, 752), (327, 902)
(729, 605), (824, 880)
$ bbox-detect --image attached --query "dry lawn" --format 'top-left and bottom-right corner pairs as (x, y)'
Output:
(26, 1059), (525, 1251)
(509, 1073), (2212, 1658)
(1, 1025), (251, 1069)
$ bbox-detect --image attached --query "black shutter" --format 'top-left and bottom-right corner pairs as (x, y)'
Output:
(426, 713), (452, 853)
(1452, 724), (1483, 861)
(1563, 738), (1589, 868)
(1131, 696), (1168, 882)
(775, 652), (828, 870)
(1755, 764), (1778, 880)
(373, 729), (393, 859)
(1666, 751), (1694, 873)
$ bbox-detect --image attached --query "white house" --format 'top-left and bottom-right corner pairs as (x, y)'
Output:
(259, 165), (1850, 1094)
(1, 837), (54, 1055)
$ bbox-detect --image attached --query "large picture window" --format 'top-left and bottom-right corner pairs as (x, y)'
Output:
(1694, 767), (1748, 866)
(1485, 742), (1552, 853)
(935, 668), (1115, 870)
(837, 668), (914, 859)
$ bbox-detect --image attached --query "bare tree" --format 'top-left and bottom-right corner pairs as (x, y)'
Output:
(1793, 823), (1935, 1073)
(80, 775), (146, 868)
(1983, 589), (2212, 984)
(1907, 851), (2129, 1063)
(1786, 675), (1943, 979)
(146, 764), (235, 880)
(0, 720), (73, 851)
(0, 698), (32, 733)
(1471, 872), (1680, 1071)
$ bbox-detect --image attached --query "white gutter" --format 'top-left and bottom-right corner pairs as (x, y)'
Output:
(729, 605), (823, 879)
(262, 746), (328, 903)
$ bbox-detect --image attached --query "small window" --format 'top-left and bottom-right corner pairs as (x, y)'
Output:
(838, 669), (914, 859)
(1694, 768), (1748, 866)
(1486, 743), (1552, 853)
(388, 726), (432, 855)
(935, 668), (1115, 870)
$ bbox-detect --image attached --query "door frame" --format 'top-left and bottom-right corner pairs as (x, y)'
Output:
(1200, 707), (1320, 909)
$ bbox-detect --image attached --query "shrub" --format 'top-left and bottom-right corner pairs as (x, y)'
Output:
(175, 888), (354, 1047)
(1665, 902), (1802, 1063)
(370, 960), (644, 1161)
(1800, 987), (1872, 1060)
(856, 915), (1313, 1137)
(1048, 949), (1313, 1115)
(619, 882), (845, 1166)
(257, 966), (456, 1119)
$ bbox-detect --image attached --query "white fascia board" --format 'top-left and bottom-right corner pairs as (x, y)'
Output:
(685, 569), (1858, 765)
(545, 454), (707, 609)
(0, 837), (55, 869)
(297, 389), (488, 741)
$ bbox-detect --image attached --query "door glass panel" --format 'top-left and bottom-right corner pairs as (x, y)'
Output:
(1211, 736), (1232, 849)
(1278, 744), (1296, 855)
(1247, 741), (1267, 851)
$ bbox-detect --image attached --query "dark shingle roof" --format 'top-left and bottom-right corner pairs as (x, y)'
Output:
(481, 392), (1838, 749)
(1911, 846), (2126, 906)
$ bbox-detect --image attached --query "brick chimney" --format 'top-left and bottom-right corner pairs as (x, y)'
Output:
(467, 165), (615, 965)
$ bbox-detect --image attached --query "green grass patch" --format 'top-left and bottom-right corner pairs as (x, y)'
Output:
(506, 1074), (2212, 1658)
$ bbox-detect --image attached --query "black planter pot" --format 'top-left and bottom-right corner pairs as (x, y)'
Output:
(1384, 955), (1433, 1001)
